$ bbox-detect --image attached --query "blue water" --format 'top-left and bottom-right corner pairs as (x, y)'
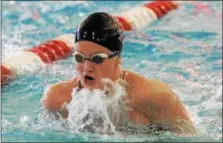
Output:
(2, 1), (222, 142)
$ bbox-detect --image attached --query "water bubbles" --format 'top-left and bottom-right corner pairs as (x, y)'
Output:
(20, 115), (32, 127)
(2, 119), (13, 128)
(215, 86), (222, 101)
(66, 84), (128, 134)
(38, 107), (68, 130)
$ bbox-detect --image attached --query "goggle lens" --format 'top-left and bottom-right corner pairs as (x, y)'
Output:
(74, 53), (107, 64)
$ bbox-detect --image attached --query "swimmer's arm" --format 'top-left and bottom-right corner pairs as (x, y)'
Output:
(134, 83), (197, 135)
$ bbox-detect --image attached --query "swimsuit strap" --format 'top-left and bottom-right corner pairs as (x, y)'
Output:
(122, 71), (127, 80)
(122, 72), (125, 80)
(77, 80), (82, 91)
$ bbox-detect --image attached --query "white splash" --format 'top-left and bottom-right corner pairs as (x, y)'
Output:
(66, 81), (128, 135)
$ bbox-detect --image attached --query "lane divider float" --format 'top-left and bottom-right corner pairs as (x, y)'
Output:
(1, 1), (183, 85)
(1, 34), (74, 85)
(114, 1), (184, 31)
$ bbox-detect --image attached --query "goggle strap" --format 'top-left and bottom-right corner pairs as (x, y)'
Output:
(108, 51), (120, 58)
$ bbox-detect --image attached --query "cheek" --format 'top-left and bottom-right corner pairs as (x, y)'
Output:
(75, 64), (83, 73)
(100, 62), (115, 76)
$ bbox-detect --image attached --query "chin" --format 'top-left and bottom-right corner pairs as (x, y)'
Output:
(85, 84), (94, 90)
(84, 82), (102, 90)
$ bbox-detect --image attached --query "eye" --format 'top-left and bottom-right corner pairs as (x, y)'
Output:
(92, 55), (105, 64)
(75, 54), (84, 63)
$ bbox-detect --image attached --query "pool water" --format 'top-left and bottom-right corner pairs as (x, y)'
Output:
(1, 1), (222, 142)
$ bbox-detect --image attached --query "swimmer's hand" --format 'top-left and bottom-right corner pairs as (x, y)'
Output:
(101, 78), (128, 97)
(101, 78), (116, 96)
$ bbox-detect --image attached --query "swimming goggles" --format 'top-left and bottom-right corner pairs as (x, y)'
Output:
(73, 51), (119, 64)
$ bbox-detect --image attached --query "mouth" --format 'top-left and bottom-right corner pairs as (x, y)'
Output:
(84, 75), (96, 87)
(85, 75), (95, 81)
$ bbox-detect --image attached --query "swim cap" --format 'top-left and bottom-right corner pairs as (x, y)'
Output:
(75, 12), (124, 54)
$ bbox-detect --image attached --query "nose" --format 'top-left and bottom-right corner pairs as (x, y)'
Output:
(83, 59), (94, 72)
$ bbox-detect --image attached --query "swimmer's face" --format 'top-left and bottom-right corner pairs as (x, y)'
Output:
(75, 41), (120, 89)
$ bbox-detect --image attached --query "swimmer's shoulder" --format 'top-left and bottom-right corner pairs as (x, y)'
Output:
(42, 77), (80, 110)
(124, 70), (170, 92)
(47, 77), (80, 92)
(124, 70), (176, 103)
(125, 70), (185, 113)
(44, 77), (80, 102)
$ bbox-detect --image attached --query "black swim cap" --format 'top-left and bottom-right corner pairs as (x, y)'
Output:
(75, 12), (124, 54)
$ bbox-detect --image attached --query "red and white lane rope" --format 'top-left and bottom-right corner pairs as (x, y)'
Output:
(1, 34), (74, 85)
(114, 1), (184, 31)
(1, 1), (183, 85)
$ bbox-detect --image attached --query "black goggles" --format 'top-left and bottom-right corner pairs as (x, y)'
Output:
(73, 51), (119, 64)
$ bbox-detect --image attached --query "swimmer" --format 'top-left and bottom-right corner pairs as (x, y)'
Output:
(42, 12), (197, 135)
